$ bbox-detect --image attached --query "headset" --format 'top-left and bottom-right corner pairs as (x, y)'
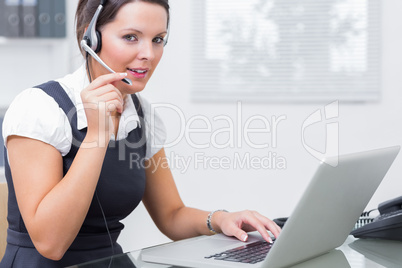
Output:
(80, 0), (170, 86)
(79, 0), (170, 258)
(80, 0), (132, 85)
(80, 1), (127, 255)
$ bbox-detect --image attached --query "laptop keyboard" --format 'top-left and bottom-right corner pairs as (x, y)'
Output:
(204, 240), (274, 264)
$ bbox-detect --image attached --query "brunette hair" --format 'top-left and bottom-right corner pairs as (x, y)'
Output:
(75, 0), (170, 55)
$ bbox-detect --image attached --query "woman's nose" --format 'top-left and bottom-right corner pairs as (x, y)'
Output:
(137, 40), (155, 61)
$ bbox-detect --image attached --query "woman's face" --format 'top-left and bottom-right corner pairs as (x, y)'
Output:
(91, 1), (168, 95)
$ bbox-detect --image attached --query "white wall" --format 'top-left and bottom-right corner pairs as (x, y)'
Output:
(1, 0), (402, 252)
(0, 0), (83, 107)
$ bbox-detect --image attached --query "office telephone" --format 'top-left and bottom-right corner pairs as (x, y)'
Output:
(351, 195), (402, 241)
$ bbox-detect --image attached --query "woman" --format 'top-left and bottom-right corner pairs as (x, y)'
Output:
(0, 0), (281, 267)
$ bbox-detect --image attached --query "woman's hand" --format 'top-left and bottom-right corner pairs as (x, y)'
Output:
(213, 210), (281, 243)
(80, 72), (126, 141)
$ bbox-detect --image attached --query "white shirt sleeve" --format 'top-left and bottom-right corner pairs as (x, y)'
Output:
(3, 88), (167, 160)
(138, 95), (167, 160)
(2, 88), (72, 156)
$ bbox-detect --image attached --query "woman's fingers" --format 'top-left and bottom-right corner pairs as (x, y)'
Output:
(86, 72), (128, 91)
(80, 72), (127, 135)
(218, 210), (281, 243)
(253, 211), (282, 238)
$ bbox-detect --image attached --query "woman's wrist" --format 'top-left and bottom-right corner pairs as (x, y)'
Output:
(83, 130), (111, 149)
(207, 209), (228, 234)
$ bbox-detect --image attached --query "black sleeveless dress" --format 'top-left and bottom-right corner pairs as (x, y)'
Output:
(1, 81), (147, 267)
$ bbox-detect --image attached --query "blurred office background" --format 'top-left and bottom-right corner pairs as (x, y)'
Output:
(1, 0), (402, 252)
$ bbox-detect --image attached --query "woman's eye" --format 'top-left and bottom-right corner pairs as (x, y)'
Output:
(123, 34), (138, 42)
(153, 36), (164, 44)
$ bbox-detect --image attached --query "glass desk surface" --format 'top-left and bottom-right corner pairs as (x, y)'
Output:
(69, 236), (402, 268)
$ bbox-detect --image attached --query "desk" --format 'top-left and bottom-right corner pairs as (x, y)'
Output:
(69, 236), (402, 268)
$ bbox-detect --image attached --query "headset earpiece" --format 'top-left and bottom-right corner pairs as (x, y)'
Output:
(82, 28), (102, 53)
(94, 30), (102, 53)
(79, 0), (132, 85)
(81, 2), (104, 53)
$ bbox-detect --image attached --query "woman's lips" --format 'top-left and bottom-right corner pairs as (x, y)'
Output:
(127, 68), (148, 78)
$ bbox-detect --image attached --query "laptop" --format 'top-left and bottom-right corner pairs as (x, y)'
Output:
(140, 146), (400, 268)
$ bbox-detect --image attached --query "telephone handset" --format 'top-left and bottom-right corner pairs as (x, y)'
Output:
(351, 195), (402, 241)
(378, 196), (402, 215)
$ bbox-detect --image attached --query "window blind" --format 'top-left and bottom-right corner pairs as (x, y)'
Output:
(191, 0), (381, 102)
